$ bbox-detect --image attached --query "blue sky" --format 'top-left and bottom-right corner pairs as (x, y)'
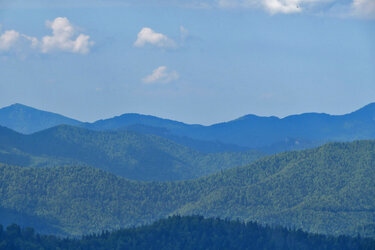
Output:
(0, 0), (374, 124)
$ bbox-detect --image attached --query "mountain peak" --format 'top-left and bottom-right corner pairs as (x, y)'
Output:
(347, 102), (375, 118)
(6, 103), (32, 109)
(12, 103), (27, 107)
(234, 114), (280, 122)
(0, 103), (82, 134)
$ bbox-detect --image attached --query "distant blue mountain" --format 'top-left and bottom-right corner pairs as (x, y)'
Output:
(0, 105), (248, 153)
(85, 113), (196, 131)
(86, 120), (247, 153)
(85, 103), (375, 150)
(0, 104), (82, 134)
(1, 102), (375, 152)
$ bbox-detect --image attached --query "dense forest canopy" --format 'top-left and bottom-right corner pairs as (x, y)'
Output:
(1, 216), (374, 250)
(0, 140), (374, 237)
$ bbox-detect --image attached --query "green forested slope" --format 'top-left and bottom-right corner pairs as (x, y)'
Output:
(1, 216), (374, 250)
(0, 125), (262, 181)
(0, 140), (374, 237)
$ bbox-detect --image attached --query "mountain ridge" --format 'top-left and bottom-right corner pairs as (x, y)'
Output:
(1, 102), (375, 153)
(2, 102), (375, 131)
(0, 124), (262, 181)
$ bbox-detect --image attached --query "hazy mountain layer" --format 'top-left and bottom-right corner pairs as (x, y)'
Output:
(0, 125), (262, 181)
(1, 103), (375, 153)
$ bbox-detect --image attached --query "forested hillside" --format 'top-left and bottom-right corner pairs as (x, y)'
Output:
(1, 216), (374, 250)
(0, 140), (374, 237)
(0, 125), (262, 181)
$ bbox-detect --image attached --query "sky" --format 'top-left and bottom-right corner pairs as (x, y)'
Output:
(0, 0), (374, 125)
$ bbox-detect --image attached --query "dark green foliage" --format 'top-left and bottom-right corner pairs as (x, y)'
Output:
(0, 206), (64, 236)
(0, 125), (263, 181)
(1, 216), (374, 250)
(0, 140), (374, 237)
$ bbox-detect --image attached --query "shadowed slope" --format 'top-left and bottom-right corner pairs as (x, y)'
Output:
(0, 125), (262, 181)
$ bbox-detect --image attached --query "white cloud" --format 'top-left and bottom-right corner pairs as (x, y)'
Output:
(218, 0), (336, 14)
(263, 0), (301, 14)
(134, 27), (176, 48)
(40, 17), (94, 54)
(0, 30), (20, 51)
(142, 66), (179, 84)
(352, 0), (375, 18)
(0, 17), (94, 54)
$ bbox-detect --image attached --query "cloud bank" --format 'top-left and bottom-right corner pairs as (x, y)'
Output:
(142, 66), (179, 84)
(217, 0), (375, 16)
(125, 0), (375, 17)
(2, 0), (374, 18)
(0, 17), (94, 54)
(217, 0), (337, 14)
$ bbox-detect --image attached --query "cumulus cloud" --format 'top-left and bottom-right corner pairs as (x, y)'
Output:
(0, 30), (20, 51)
(352, 0), (375, 18)
(0, 17), (93, 54)
(142, 66), (179, 84)
(40, 17), (94, 54)
(134, 27), (176, 48)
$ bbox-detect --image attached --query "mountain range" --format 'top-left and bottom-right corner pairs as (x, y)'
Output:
(0, 140), (374, 237)
(1, 103), (375, 240)
(0, 124), (262, 181)
(1, 103), (375, 153)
